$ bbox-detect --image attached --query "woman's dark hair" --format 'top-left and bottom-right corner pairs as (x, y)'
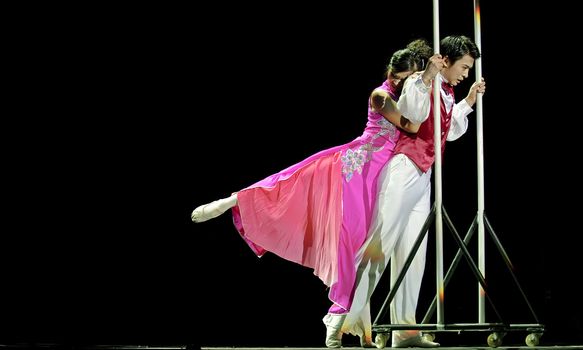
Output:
(388, 38), (433, 74)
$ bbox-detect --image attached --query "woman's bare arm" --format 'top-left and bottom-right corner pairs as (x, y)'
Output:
(370, 89), (420, 133)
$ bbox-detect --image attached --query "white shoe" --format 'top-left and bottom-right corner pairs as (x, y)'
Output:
(392, 335), (439, 348)
(191, 197), (233, 223)
(191, 203), (214, 223)
(323, 314), (346, 348)
(360, 335), (376, 348)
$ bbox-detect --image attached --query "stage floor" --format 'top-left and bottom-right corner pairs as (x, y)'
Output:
(2, 345), (583, 350)
(201, 347), (583, 350)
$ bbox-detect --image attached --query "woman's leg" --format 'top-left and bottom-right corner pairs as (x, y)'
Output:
(322, 313), (347, 348)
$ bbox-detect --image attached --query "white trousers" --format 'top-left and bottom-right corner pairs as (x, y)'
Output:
(344, 154), (432, 343)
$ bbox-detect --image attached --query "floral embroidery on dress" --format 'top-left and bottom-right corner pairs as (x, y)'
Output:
(342, 118), (397, 182)
(341, 148), (366, 182)
(376, 118), (398, 141)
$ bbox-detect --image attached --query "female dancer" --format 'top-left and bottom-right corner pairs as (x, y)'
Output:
(192, 39), (432, 348)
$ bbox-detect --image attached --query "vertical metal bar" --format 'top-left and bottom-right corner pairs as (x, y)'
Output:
(473, 0), (486, 324)
(432, 0), (445, 327)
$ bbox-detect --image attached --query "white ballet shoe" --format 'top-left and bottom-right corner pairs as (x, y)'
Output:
(392, 334), (439, 348)
(191, 198), (231, 223)
(323, 314), (347, 348)
(191, 204), (212, 223)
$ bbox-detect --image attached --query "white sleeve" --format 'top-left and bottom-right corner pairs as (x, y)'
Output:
(446, 99), (473, 141)
(396, 75), (432, 124)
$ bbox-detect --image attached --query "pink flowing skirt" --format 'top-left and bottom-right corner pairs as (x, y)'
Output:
(232, 134), (396, 311)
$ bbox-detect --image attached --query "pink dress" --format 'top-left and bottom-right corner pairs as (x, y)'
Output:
(232, 81), (399, 312)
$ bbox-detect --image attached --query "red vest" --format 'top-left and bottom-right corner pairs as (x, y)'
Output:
(394, 91), (453, 173)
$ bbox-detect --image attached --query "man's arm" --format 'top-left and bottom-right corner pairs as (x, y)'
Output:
(447, 78), (486, 141)
(397, 54), (445, 123)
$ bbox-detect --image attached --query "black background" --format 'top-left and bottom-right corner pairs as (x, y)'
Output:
(2, 0), (581, 347)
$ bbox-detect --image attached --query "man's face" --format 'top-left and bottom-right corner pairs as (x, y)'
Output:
(444, 54), (474, 86)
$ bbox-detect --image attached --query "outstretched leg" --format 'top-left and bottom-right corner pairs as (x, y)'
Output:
(191, 193), (238, 223)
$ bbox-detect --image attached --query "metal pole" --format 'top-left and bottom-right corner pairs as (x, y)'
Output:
(432, 0), (445, 327)
(473, 0), (486, 324)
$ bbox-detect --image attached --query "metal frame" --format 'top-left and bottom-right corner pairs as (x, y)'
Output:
(370, 0), (544, 347)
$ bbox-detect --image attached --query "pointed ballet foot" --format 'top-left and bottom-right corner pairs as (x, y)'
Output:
(191, 204), (213, 223)
(191, 197), (235, 223)
(392, 335), (439, 348)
